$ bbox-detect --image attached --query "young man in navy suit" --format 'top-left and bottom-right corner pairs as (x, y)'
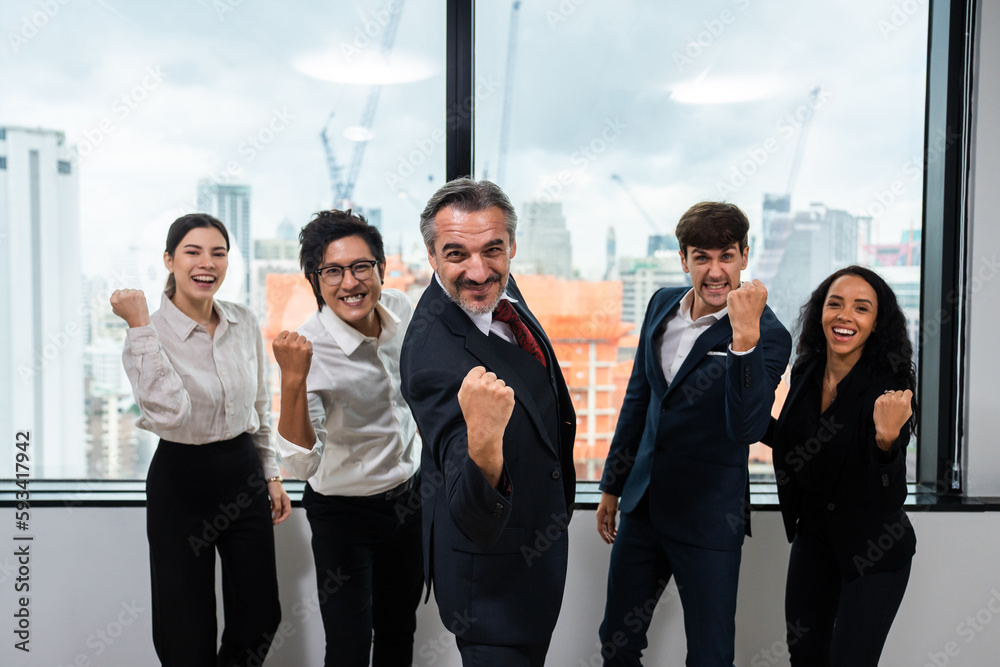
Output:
(596, 202), (792, 666)
(400, 178), (576, 666)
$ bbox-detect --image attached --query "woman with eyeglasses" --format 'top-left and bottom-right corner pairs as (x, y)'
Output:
(764, 265), (916, 666)
(112, 213), (290, 667)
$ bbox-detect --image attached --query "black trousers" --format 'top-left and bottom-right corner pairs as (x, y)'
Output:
(785, 526), (911, 667)
(599, 495), (741, 667)
(456, 637), (551, 666)
(302, 477), (423, 667)
(146, 434), (281, 667)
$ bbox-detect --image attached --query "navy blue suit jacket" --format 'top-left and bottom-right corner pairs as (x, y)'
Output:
(600, 287), (791, 551)
(400, 276), (577, 646)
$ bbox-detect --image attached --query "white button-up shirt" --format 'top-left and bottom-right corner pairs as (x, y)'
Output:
(274, 289), (421, 496)
(122, 292), (279, 478)
(658, 288), (752, 383)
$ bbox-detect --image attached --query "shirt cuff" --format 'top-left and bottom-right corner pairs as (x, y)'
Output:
(125, 324), (159, 354)
(274, 429), (322, 459)
(728, 342), (756, 356)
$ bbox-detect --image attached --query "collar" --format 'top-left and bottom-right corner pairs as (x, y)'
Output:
(317, 297), (400, 355)
(677, 288), (728, 325)
(158, 291), (237, 341)
(433, 272), (519, 337)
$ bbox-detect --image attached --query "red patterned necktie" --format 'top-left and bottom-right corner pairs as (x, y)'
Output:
(493, 299), (547, 368)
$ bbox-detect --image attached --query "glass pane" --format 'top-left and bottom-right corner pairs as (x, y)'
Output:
(0, 0), (444, 479)
(474, 0), (927, 482)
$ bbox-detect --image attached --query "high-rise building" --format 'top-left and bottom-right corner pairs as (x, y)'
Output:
(511, 200), (573, 279)
(197, 180), (251, 305)
(758, 202), (860, 333)
(0, 126), (85, 477)
(617, 253), (689, 325)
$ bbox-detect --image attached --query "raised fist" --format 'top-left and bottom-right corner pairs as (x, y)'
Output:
(728, 279), (768, 351)
(458, 366), (514, 484)
(873, 389), (914, 450)
(110, 289), (151, 328)
(272, 331), (313, 382)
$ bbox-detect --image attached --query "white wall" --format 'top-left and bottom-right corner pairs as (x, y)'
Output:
(2, 507), (999, 667)
(965, 0), (1000, 496)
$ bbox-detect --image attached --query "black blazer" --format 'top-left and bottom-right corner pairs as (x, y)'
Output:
(767, 354), (916, 579)
(400, 276), (577, 646)
(600, 287), (792, 551)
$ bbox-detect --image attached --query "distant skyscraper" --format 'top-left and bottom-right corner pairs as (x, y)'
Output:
(618, 254), (689, 325)
(511, 200), (573, 279)
(646, 234), (679, 256)
(0, 126), (85, 477)
(761, 202), (860, 332)
(197, 180), (251, 305)
(604, 226), (617, 280)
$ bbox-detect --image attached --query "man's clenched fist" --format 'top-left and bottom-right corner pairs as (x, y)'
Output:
(728, 279), (768, 351)
(458, 366), (514, 487)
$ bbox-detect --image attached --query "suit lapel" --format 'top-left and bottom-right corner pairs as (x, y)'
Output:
(664, 315), (734, 398)
(432, 277), (558, 455)
(644, 290), (684, 398)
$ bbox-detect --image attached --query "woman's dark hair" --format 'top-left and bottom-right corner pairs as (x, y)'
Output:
(299, 209), (386, 310)
(795, 265), (917, 428)
(164, 213), (230, 297)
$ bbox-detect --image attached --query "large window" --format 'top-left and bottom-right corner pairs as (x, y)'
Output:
(0, 0), (967, 491)
(473, 0), (929, 482)
(0, 0), (444, 479)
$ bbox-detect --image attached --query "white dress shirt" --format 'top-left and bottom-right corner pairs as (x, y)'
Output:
(274, 289), (421, 496)
(122, 292), (279, 479)
(657, 289), (753, 383)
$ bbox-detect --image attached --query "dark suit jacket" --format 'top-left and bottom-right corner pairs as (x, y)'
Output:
(400, 276), (577, 646)
(766, 354), (916, 579)
(600, 287), (792, 552)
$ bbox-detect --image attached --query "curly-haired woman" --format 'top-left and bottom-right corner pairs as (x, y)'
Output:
(764, 265), (916, 666)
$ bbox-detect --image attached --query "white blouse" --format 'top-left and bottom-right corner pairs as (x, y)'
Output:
(122, 292), (279, 479)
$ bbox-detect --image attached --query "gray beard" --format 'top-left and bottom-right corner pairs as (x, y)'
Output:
(444, 273), (509, 316)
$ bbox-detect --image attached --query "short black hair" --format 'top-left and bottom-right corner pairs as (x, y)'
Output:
(299, 209), (385, 311)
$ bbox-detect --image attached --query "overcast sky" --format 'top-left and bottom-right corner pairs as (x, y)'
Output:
(2, 0), (927, 279)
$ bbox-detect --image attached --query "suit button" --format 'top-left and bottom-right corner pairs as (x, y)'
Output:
(551, 469), (561, 480)
(661, 406), (670, 413)
(827, 503), (836, 511)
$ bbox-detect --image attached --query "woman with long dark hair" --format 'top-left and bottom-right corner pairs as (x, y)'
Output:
(111, 213), (290, 666)
(766, 265), (916, 666)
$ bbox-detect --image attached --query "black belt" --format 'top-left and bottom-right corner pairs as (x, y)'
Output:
(381, 475), (416, 500)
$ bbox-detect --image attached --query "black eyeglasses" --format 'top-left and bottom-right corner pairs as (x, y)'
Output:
(313, 260), (378, 286)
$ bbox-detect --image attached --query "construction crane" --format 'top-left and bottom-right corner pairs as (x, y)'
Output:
(495, 1), (522, 186)
(610, 173), (662, 235)
(320, 0), (407, 208)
